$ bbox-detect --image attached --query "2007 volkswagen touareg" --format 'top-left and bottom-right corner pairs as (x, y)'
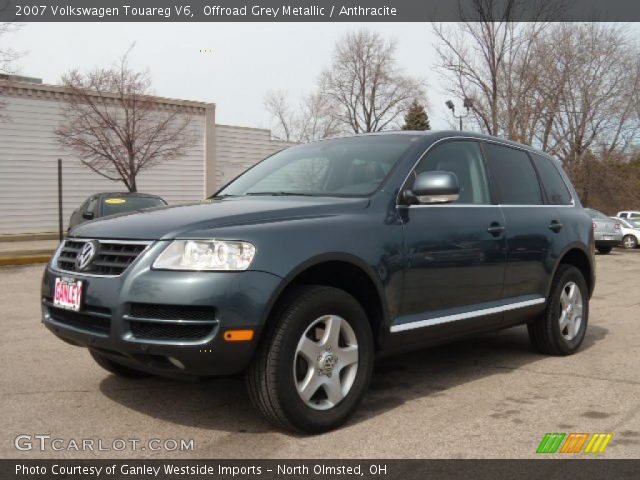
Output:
(42, 131), (595, 433)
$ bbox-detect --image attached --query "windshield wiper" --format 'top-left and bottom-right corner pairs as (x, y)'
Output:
(245, 192), (315, 196)
(209, 194), (238, 199)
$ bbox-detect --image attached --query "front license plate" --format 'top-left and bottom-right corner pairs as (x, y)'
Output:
(53, 278), (83, 311)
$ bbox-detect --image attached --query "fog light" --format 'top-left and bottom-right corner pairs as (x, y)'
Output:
(168, 356), (185, 369)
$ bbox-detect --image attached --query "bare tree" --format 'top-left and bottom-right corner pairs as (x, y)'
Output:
(432, 1), (640, 209)
(433, 0), (556, 137)
(55, 49), (193, 192)
(0, 22), (20, 73)
(538, 24), (640, 203)
(264, 90), (297, 142)
(0, 22), (23, 117)
(320, 29), (424, 133)
(264, 90), (342, 143)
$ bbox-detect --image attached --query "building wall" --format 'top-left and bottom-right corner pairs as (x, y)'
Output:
(213, 124), (293, 191)
(0, 81), (294, 235)
(0, 91), (208, 235)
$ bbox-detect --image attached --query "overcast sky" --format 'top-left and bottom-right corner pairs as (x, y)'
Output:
(5, 22), (458, 131)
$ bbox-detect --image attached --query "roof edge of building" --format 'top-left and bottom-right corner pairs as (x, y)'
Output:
(0, 78), (215, 110)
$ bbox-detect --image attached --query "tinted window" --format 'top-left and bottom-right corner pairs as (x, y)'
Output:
(101, 196), (166, 217)
(531, 154), (572, 205)
(412, 141), (490, 204)
(218, 135), (420, 197)
(484, 143), (542, 205)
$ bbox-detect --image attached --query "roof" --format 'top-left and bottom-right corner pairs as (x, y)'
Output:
(301, 129), (552, 158)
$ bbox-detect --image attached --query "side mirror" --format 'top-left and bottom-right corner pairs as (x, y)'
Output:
(406, 171), (460, 205)
(82, 211), (95, 220)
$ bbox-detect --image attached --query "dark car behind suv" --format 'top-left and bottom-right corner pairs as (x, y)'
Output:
(42, 131), (595, 433)
(68, 192), (167, 230)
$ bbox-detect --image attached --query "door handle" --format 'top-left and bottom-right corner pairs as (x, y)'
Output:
(487, 222), (505, 237)
(549, 220), (563, 233)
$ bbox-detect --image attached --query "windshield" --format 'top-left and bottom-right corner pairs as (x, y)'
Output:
(101, 196), (166, 216)
(217, 135), (421, 197)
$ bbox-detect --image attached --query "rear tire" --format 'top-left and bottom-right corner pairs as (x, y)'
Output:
(596, 246), (612, 254)
(246, 285), (374, 433)
(89, 350), (149, 378)
(623, 235), (638, 249)
(527, 265), (589, 356)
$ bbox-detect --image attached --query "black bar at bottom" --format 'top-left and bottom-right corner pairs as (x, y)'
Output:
(2, 459), (639, 480)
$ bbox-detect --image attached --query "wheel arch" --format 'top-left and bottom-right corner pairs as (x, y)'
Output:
(550, 244), (595, 298)
(260, 253), (389, 350)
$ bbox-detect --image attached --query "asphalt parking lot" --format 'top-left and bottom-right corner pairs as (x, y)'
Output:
(2, 250), (639, 459)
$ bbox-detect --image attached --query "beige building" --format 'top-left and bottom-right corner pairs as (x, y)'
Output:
(0, 76), (292, 235)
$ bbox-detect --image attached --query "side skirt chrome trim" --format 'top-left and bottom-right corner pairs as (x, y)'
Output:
(390, 298), (546, 333)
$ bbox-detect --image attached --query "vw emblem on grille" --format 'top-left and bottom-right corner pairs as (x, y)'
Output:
(75, 241), (98, 271)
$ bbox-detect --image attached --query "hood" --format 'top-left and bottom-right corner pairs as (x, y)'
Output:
(69, 195), (369, 240)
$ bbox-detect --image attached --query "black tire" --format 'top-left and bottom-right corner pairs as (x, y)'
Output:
(89, 350), (149, 378)
(623, 235), (638, 249)
(527, 265), (589, 355)
(596, 246), (612, 254)
(246, 285), (374, 433)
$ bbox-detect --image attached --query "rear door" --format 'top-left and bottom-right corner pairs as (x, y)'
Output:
(483, 142), (558, 325)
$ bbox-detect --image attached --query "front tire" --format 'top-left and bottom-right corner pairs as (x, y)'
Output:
(596, 246), (612, 254)
(623, 235), (638, 249)
(527, 265), (589, 355)
(89, 350), (149, 378)
(246, 285), (374, 433)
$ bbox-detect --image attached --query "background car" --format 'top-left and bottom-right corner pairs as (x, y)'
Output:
(585, 208), (622, 254)
(616, 210), (640, 220)
(68, 192), (167, 230)
(612, 216), (640, 249)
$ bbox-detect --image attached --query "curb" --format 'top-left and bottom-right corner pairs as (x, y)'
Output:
(0, 254), (52, 266)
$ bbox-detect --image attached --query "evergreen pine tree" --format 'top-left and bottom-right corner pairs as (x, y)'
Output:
(401, 100), (431, 130)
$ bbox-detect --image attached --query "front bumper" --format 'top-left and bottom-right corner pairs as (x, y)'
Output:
(41, 241), (282, 378)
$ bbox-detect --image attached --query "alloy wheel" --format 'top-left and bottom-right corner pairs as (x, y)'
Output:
(293, 315), (359, 411)
(558, 281), (583, 341)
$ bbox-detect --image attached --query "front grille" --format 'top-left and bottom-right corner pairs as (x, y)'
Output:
(129, 303), (216, 321)
(57, 240), (148, 276)
(47, 305), (111, 335)
(129, 322), (215, 340)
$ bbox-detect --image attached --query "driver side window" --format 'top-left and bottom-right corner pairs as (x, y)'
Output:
(412, 141), (490, 205)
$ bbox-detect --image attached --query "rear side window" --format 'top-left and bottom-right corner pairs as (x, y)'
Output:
(484, 143), (542, 205)
(531, 154), (572, 205)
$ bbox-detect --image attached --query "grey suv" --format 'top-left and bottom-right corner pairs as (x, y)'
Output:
(42, 131), (595, 433)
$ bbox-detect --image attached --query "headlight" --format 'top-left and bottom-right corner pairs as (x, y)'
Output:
(153, 240), (256, 271)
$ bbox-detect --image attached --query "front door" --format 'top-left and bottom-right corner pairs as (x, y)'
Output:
(394, 140), (507, 344)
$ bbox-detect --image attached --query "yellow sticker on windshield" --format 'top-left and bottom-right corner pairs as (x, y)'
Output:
(105, 198), (126, 204)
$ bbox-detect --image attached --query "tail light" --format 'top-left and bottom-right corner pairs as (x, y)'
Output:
(592, 221), (597, 230)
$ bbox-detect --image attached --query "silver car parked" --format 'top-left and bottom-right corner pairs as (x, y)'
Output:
(585, 208), (622, 254)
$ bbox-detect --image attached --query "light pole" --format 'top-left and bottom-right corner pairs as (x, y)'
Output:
(445, 98), (473, 131)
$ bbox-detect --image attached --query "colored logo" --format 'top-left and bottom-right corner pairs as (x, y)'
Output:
(536, 433), (613, 454)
